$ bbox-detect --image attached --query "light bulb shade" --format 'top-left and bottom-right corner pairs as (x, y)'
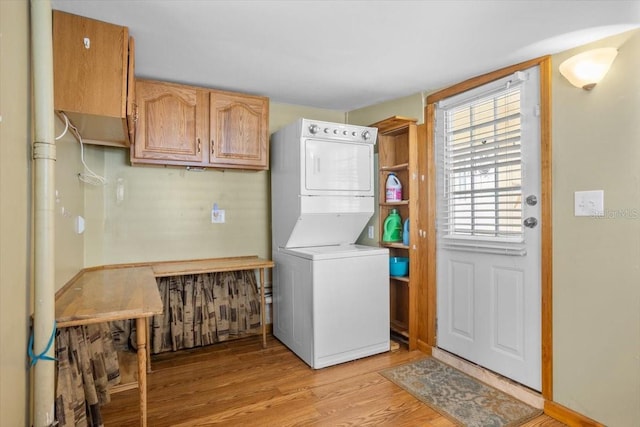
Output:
(559, 47), (618, 90)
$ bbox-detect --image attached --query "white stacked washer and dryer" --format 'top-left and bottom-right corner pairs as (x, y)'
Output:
(270, 118), (390, 369)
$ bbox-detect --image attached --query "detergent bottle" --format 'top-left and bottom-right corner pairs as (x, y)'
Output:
(382, 209), (403, 242)
(385, 173), (402, 202)
(402, 218), (410, 246)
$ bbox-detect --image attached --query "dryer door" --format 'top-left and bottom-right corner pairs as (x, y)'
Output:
(302, 138), (374, 197)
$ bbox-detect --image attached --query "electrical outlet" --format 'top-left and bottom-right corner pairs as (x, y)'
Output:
(211, 209), (225, 223)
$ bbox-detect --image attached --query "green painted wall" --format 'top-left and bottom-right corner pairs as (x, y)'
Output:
(54, 125), (85, 288)
(347, 92), (424, 126)
(0, 1), (30, 425)
(552, 29), (640, 426)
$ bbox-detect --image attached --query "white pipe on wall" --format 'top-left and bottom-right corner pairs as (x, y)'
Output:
(30, 0), (57, 425)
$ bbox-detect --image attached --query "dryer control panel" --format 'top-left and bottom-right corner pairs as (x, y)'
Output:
(302, 119), (377, 143)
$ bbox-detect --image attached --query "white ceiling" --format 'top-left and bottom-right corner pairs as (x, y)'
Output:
(50, 0), (639, 111)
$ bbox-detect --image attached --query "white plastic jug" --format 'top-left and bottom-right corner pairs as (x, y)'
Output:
(385, 173), (402, 202)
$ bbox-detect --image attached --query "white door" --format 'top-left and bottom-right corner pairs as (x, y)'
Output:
(435, 68), (542, 390)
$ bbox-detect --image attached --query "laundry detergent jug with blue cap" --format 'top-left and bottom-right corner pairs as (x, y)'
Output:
(382, 209), (403, 242)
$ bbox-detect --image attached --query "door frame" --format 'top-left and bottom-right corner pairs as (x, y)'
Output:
(422, 56), (553, 400)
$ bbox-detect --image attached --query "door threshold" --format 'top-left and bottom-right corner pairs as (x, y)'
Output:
(432, 347), (544, 409)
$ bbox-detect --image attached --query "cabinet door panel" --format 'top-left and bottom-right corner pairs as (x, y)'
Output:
(133, 81), (205, 163)
(210, 93), (268, 169)
(53, 10), (128, 117)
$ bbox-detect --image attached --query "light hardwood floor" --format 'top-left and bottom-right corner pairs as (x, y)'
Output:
(102, 336), (565, 426)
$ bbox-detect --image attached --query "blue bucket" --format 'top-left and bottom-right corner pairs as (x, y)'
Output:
(389, 256), (409, 276)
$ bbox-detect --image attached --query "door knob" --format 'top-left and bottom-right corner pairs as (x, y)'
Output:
(523, 217), (538, 228)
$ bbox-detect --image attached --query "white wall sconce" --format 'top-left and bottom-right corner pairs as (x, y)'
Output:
(559, 47), (618, 90)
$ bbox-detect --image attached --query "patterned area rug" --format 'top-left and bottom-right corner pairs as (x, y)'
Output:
(380, 357), (542, 427)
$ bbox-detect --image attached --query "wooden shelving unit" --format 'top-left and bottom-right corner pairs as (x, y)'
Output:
(370, 116), (425, 351)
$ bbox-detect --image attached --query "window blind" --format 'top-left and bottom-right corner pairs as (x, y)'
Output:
(438, 82), (525, 255)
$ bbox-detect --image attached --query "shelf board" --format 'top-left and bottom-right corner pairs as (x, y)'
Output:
(390, 275), (410, 283)
(390, 321), (409, 337)
(381, 242), (408, 249)
(380, 163), (409, 172)
(380, 200), (409, 207)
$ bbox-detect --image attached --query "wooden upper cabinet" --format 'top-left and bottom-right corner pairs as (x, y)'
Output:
(131, 79), (270, 170)
(131, 79), (208, 165)
(53, 10), (134, 147)
(210, 92), (269, 170)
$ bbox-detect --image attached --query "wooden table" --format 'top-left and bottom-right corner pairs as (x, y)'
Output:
(55, 256), (274, 426)
(56, 266), (162, 427)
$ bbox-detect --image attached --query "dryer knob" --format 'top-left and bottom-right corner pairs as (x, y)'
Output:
(362, 130), (371, 140)
(308, 124), (320, 134)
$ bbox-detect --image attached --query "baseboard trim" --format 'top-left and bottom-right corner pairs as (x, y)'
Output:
(416, 339), (432, 355)
(544, 400), (604, 427)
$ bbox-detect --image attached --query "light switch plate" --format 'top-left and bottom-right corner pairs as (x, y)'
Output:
(574, 190), (604, 217)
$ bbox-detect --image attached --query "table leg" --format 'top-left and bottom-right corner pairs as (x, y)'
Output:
(146, 318), (152, 373)
(260, 268), (266, 348)
(136, 317), (148, 427)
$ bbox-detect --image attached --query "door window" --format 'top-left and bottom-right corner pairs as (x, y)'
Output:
(437, 72), (532, 255)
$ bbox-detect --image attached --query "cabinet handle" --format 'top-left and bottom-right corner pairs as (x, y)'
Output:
(197, 138), (201, 153)
(133, 103), (138, 123)
(211, 140), (214, 155)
